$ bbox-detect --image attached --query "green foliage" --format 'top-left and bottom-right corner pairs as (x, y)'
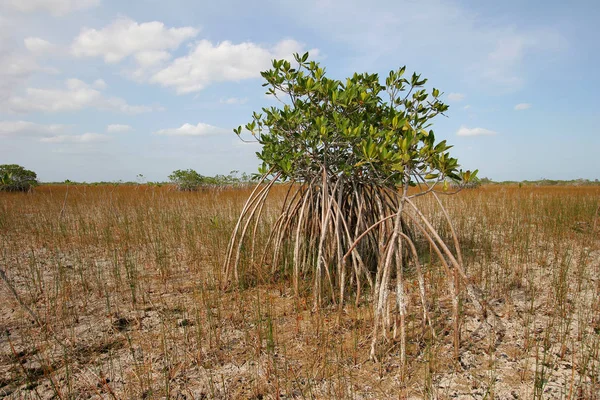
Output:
(211, 170), (256, 186)
(168, 169), (256, 190)
(228, 54), (492, 363)
(236, 52), (477, 188)
(0, 164), (38, 192)
(168, 169), (208, 191)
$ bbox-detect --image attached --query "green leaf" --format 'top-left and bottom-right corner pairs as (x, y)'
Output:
(232, 52), (466, 190)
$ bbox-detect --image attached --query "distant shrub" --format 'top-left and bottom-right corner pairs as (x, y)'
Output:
(449, 177), (482, 189)
(0, 164), (38, 192)
(461, 178), (482, 189)
(168, 169), (208, 191)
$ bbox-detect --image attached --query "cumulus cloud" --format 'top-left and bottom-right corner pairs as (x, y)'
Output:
(514, 103), (532, 110)
(91, 79), (106, 90)
(154, 122), (228, 136)
(456, 126), (497, 137)
(134, 50), (172, 68)
(220, 97), (248, 105)
(72, 17), (199, 66)
(69, 18), (314, 91)
(0, 55), (39, 102)
(447, 92), (465, 102)
(2, 0), (100, 16)
(24, 37), (55, 54)
(107, 124), (132, 133)
(0, 29), (42, 103)
(41, 132), (109, 143)
(150, 39), (315, 94)
(0, 120), (66, 136)
(6, 78), (158, 114)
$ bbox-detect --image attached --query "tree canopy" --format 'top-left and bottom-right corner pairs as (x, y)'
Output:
(235, 52), (477, 189)
(0, 164), (38, 192)
(168, 169), (209, 191)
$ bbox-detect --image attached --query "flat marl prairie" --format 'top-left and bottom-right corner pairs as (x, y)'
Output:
(0, 184), (599, 399)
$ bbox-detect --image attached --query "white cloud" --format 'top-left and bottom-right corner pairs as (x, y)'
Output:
(275, 1), (565, 93)
(476, 29), (566, 92)
(6, 78), (158, 114)
(154, 122), (228, 136)
(463, 105), (471, 110)
(0, 25), (42, 103)
(514, 103), (532, 111)
(456, 126), (497, 137)
(24, 37), (55, 54)
(151, 39), (315, 94)
(91, 79), (106, 90)
(134, 50), (171, 68)
(41, 132), (108, 143)
(447, 92), (465, 102)
(107, 124), (132, 133)
(72, 17), (199, 65)
(2, 0), (100, 16)
(0, 120), (66, 136)
(0, 53), (40, 102)
(220, 97), (248, 105)
(105, 97), (158, 114)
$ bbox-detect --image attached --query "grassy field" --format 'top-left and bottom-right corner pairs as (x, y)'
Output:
(1, 184), (599, 399)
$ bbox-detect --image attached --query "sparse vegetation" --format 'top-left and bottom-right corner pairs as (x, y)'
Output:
(168, 169), (210, 191)
(168, 169), (256, 191)
(0, 183), (599, 398)
(0, 58), (598, 399)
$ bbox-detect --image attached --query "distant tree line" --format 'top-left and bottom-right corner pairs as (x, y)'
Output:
(167, 169), (257, 191)
(2, 164), (598, 191)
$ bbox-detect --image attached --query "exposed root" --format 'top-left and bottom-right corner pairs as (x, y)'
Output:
(224, 173), (501, 365)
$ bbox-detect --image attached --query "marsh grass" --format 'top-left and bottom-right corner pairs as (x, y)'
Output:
(0, 184), (599, 398)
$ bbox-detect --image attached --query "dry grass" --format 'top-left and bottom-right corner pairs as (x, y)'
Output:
(0, 184), (599, 399)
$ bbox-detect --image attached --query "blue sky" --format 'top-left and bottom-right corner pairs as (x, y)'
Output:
(0, 0), (598, 182)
